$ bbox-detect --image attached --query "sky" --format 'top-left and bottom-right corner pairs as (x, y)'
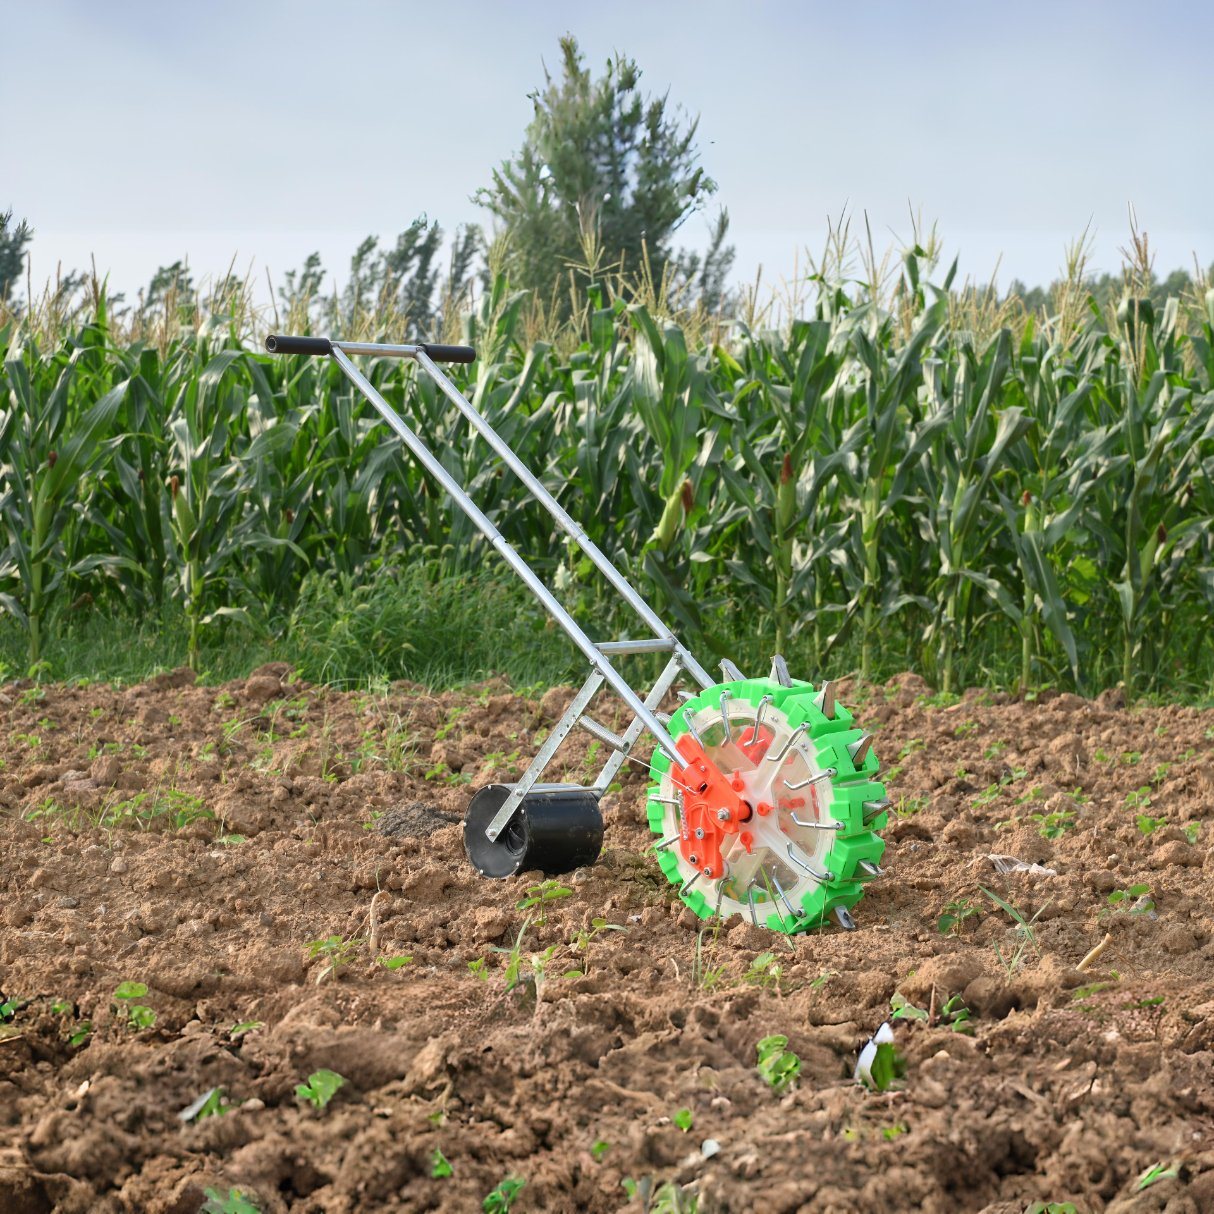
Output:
(6, 0), (1213, 307)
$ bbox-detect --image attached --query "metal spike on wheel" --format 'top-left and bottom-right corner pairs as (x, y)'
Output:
(646, 671), (886, 934)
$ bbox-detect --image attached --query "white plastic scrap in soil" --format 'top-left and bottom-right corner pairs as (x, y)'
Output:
(855, 1022), (895, 1088)
(987, 854), (1057, 876)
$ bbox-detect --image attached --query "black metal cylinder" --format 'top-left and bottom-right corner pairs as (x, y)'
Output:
(463, 784), (603, 879)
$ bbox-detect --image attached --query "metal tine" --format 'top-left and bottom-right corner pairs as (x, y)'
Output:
(720, 659), (745, 682)
(769, 654), (792, 687)
(654, 835), (681, 851)
(677, 689), (697, 702)
(771, 873), (797, 921)
(714, 882), (725, 920)
(784, 767), (836, 790)
(683, 711), (704, 747)
(834, 905), (858, 931)
(718, 690), (732, 743)
(858, 859), (884, 877)
(747, 882), (760, 927)
(813, 680), (836, 719)
(680, 871), (702, 897)
(862, 797), (891, 824)
(742, 695), (771, 746)
(650, 795), (681, 806)
(789, 812), (843, 832)
(655, 711), (672, 725)
(785, 843), (832, 881)
(847, 734), (874, 766)
(766, 721), (808, 764)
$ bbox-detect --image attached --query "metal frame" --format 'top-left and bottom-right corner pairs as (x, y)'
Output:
(323, 340), (713, 843)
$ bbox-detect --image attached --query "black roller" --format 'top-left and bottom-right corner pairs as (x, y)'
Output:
(463, 783), (603, 879)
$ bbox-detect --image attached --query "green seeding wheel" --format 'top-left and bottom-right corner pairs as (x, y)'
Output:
(647, 668), (889, 933)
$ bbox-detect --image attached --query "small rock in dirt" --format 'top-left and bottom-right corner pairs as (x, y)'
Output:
(377, 802), (459, 839)
(1152, 840), (1201, 868)
(243, 675), (283, 705)
(403, 863), (455, 900)
(110, 856), (129, 875)
(465, 906), (512, 943)
(144, 666), (197, 691)
(900, 953), (987, 1005)
(676, 907), (701, 931)
(55, 896), (79, 909)
(1159, 925), (1197, 954)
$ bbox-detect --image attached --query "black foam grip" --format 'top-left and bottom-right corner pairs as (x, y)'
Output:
(419, 343), (476, 364)
(264, 334), (332, 356)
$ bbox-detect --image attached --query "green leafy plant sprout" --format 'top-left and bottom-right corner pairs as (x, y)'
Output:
(568, 916), (626, 975)
(1124, 785), (1151, 808)
(1136, 813), (1167, 836)
(430, 1147), (453, 1179)
(112, 981), (156, 1030)
(889, 992), (928, 1022)
(306, 934), (363, 983)
(467, 956), (489, 981)
(483, 1174), (526, 1213)
(201, 1189), (261, 1214)
(756, 1034), (801, 1091)
(229, 1020), (264, 1038)
(1026, 1204), (1077, 1214)
(691, 927), (728, 991)
(937, 899), (979, 935)
(745, 951), (784, 990)
(516, 879), (572, 923)
(490, 915), (533, 992)
(979, 887), (1046, 978)
(295, 1068), (345, 1110)
(1135, 1162), (1178, 1191)
(379, 954), (413, 970)
(1029, 809), (1075, 839)
(673, 1106), (693, 1132)
(940, 994), (973, 1033)
(1105, 885), (1155, 915)
(591, 1138), (611, 1161)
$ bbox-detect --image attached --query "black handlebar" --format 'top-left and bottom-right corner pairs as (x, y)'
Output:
(419, 343), (477, 364)
(264, 334), (332, 356)
(264, 334), (476, 363)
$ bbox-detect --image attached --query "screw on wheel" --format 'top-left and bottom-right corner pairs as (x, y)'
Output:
(648, 665), (888, 932)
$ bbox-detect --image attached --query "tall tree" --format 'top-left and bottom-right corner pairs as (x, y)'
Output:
(0, 210), (33, 304)
(476, 36), (730, 307)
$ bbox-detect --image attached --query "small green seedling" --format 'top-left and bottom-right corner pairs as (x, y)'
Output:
(1136, 814), (1167, 836)
(937, 899), (978, 935)
(113, 981), (156, 1030)
(201, 1189), (261, 1214)
(1026, 1204), (1077, 1214)
(1029, 809), (1074, 839)
(229, 1020), (264, 1039)
(673, 1107), (693, 1132)
(1105, 885), (1154, 915)
(306, 935), (362, 983)
(516, 879), (572, 923)
(467, 956), (489, 980)
(68, 1020), (92, 1047)
(889, 992), (928, 1022)
(1135, 1162), (1178, 1191)
(482, 1174), (526, 1213)
(490, 916), (533, 991)
(940, 994), (973, 1034)
(591, 1139), (611, 1161)
(379, 954), (413, 970)
(756, 1034), (801, 1091)
(745, 951), (784, 990)
(430, 1147), (453, 1178)
(295, 1068), (345, 1110)
(979, 887), (1046, 978)
(180, 1086), (236, 1122)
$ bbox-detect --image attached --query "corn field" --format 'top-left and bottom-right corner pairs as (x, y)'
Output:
(2, 251), (1214, 697)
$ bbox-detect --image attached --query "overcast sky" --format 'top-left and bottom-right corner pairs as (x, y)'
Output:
(7, 0), (1212, 306)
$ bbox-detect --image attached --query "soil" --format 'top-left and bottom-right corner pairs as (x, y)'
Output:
(1, 666), (1213, 1214)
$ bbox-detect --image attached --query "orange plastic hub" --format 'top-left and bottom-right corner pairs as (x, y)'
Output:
(672, 734), (751, 880)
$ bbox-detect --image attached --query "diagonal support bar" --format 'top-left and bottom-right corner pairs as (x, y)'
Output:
(484, 671), (605, 842)
(592, 656), (684, 793)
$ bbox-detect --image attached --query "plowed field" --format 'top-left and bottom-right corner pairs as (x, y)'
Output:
(1, 668), (1212, 1213)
